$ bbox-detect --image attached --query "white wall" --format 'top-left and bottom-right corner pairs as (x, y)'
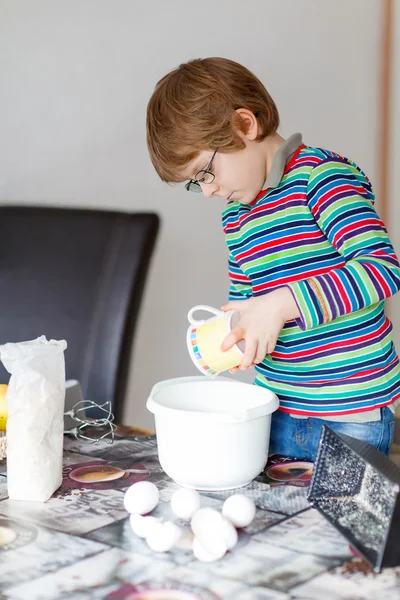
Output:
(0, 0), (384, 429)
(387, 1), (400, 350)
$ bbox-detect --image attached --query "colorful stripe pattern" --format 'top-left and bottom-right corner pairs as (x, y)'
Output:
(222, 147), (400, 416)
(189, 328), (217, 375)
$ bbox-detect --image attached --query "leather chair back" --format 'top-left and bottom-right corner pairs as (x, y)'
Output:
(0, 206), (160, 421)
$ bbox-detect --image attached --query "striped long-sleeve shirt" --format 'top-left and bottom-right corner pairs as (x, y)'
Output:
(222, 142), (400, 417)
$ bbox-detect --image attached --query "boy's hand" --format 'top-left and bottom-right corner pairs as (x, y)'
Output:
(221, 288), (300, 370)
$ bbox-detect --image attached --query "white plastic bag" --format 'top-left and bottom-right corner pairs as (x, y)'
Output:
(0, 336), (67, 502)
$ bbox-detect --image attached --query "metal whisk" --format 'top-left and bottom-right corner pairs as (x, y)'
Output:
(64, 400), (116, 444)
(0, 382), (117, 460)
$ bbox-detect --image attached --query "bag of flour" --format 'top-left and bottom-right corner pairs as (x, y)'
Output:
(0, 336), (67, 501)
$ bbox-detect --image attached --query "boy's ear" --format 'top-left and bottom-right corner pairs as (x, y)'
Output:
(234, 108), (259, 141)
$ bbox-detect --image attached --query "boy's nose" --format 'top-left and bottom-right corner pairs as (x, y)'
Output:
(200, 182), (219, 198)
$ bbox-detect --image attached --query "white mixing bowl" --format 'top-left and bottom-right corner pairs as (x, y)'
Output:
(146, 376), (279, 491)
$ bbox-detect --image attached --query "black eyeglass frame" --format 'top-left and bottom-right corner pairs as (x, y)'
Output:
(185, 149), (218, 193)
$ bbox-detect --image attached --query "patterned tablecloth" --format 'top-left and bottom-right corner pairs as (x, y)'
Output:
(0, 427), (399, 600)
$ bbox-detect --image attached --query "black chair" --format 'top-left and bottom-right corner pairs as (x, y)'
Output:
(0, 206), (160, 422)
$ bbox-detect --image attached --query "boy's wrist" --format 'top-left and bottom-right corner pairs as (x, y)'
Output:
(271, 287), (300, 321)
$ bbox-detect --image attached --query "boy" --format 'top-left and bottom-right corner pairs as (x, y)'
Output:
(146, 57), (400, 460)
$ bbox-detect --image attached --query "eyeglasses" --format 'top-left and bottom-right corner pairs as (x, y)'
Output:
(185, 149), (217, 193)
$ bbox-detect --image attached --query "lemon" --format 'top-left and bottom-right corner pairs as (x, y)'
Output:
(0, 384), (8, 432)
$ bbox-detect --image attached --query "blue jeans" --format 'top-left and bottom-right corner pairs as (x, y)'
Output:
(269, 407), (395, 461)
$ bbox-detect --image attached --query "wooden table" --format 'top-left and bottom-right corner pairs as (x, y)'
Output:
(0, 427), (399, 599)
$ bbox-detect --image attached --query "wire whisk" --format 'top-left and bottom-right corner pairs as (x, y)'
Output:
(64, 400), (116, 444)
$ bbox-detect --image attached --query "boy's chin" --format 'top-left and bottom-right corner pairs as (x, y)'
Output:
(219, 189), (259, 205)
(238, 197), (254, 205)
(223, 193), (254, 205)
(238, 187), (264, 205)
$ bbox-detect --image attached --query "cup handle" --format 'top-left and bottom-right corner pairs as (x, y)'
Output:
(187, 305), (224, 326)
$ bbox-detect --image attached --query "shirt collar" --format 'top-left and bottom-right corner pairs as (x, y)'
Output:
(262, 132), (303, 189)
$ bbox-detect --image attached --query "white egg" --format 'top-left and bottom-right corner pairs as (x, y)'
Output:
(191, 507), (215, 527)
(191, 508), (227, 557)
(222, 494), (256, 528)
(221, 517), (238, 550)
(129, 514), (160, 538)
(171, 488), (201, 520)
(123, 481), (159, 515)
(191, 507), (221, 536)
(146, 520), (182, 553)
(192, 536), (226, 562)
